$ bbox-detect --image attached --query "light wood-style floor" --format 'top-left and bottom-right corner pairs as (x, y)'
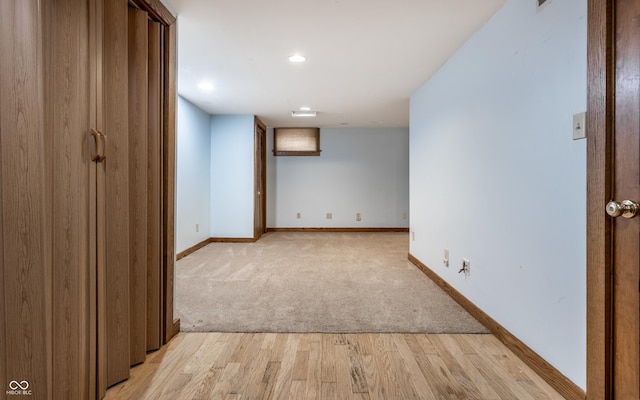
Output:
(104, 332), (565, 399)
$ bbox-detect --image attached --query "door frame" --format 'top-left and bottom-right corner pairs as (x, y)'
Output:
(254, 117), (267, 240)
(586, 0), (615, 397)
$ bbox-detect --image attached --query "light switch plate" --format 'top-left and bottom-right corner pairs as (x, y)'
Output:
(573, 112), (586, 140)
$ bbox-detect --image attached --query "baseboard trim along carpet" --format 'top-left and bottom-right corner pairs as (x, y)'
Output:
(178, 230), (411, 260)
(407, 253), (585, 400)
(178, 237), (261, 260)
(266, 227), (410, 233)
(209, 237), (258, 243)
(177, 238), (212, 261)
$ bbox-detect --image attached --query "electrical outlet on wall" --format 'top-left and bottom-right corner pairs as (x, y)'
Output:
(326, 213), (332, 219)
(356, 212), (361, 221)
(296, 212), (301, 219)
(443, 249), (449, 267)
(196, 223), (199, 232)
(461, 258), (470, 276)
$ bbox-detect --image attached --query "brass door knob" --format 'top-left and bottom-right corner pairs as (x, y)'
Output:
(606, 199), (639, 219)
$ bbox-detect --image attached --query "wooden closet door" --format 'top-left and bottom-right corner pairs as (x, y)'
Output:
(147, 18), (164, 352)
(128, 5), (149, 366)
(47, 0), (93, 397)
(104, 0), (131, 387)
(0, 1), (52, 398)
(1, 0), (176, 397)
(2, 0), (94, 399)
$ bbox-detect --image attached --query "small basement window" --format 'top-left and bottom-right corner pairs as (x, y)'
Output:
(273, 127), (321, 156)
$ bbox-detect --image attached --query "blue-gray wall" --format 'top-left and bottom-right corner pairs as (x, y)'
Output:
(176, 96), (211, 253)
(410, 0), (586, 388)
(176, 104), (411, 250)
(267, 127), (409, 228)
(210, 114), (256, 238)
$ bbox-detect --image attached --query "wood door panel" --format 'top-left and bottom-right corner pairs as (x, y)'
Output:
(128, 5), (149, 367)
(0, 1), (50, 397)
(104, 0), (131, 386)
(48, 0), (93, 397)
(163, 21), (178, 343)
(612, 0), (640, 397)
(147, 18), (163, 352)
(586, 0), (614, 396)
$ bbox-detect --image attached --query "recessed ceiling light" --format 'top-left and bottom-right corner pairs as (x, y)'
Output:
(288, 54), (306, 63)
(300, 107), (311, 111)
(291, 110), (316, 117)
(197, 81), (214, 92)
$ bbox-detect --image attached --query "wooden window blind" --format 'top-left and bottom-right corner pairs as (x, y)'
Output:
(273, 128), (321, 156)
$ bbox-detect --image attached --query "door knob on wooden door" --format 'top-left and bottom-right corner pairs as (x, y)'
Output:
(606, 199), (639, 218)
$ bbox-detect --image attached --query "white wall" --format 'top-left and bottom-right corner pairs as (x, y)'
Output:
(410, 0), (586, 389)
(176, 96), (211, 253)
(210, 115), (256, 238)
(267, 127), (409, 228)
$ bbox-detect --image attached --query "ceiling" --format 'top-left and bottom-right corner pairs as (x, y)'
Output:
(165, 0), (506, 128)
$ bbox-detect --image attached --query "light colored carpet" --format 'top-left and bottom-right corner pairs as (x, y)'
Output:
(176, 232), (489, 334)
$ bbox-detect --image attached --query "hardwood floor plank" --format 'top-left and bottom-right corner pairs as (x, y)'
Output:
(461, 335), (565, 400)
(415, 334), (439, 355)
(429, 335), (488, 399)
(335, 342), (355, 399)
(258, 361), (280, 400)
(347, 338), (369, 394)
(271, 334), (298, 399)
(229, 332), (255, 362)
(103, 333), (568, 400)
(292, 350), (310, 381)
(261, 332), (277, 350)
(288, 380), (307, 399)
(321, 382), (338, 400)
(357, 333), (375, 356)
(361, 354), (385, 400)
(181, 333), (222, 374)
(431, 335), (502, 400)
(191, 366), (224, 400)
(270, 333), (288, 362)
(229, 333), (266, 395)
(404, 335), (477, 399)
(238, 348), (272, 400)
(207, 361), (241, 399)
(467, 353), (535, 400)
(367, 334), (400, 400)
(391, 334), (438, 399)
(385, 336), (425, 399)
(322, 334), (338, 383)
(304, 340), (322, 400)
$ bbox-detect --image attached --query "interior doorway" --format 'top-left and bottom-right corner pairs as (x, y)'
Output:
(586, 0), (640, 398)
(254, 118), (267, 240)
